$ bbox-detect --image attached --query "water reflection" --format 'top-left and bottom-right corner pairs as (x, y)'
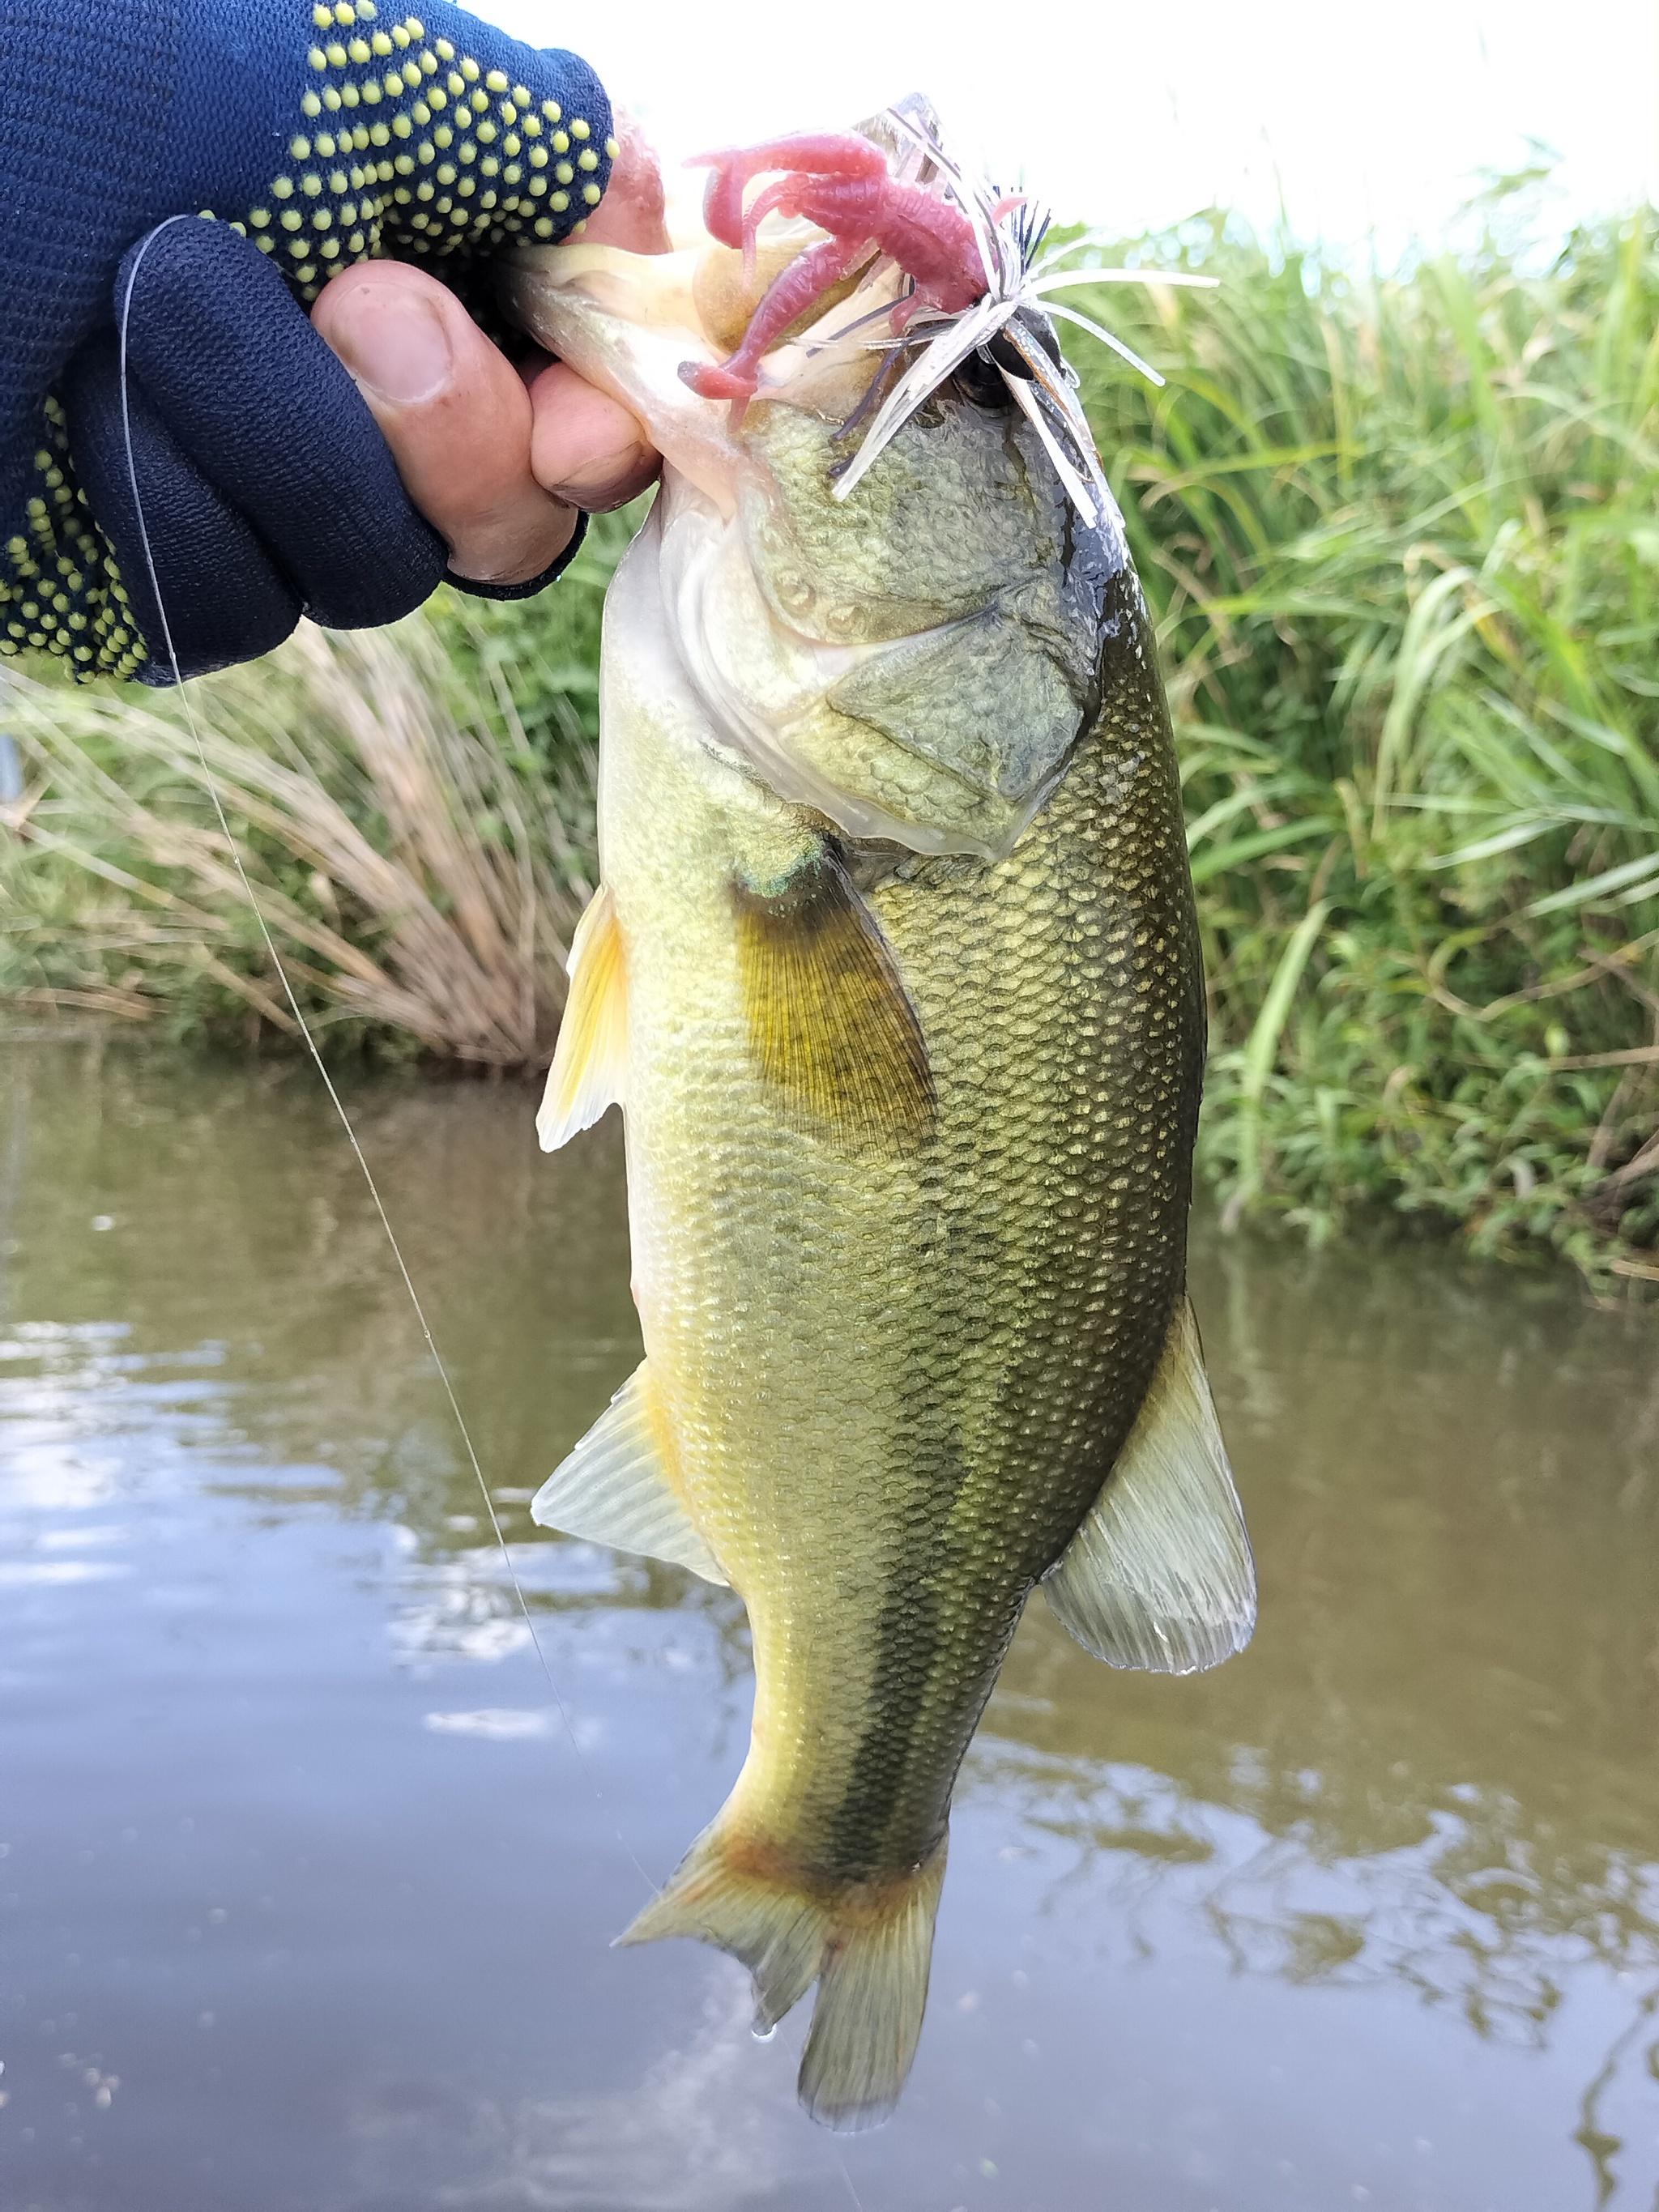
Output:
(2, 1035), (1656, 2210)
(978, 1218), (1659, 2206)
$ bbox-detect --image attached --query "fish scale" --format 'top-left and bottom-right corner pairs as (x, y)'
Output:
(609, 532), (1200, 1877)
(510, 161), (1253, 2129)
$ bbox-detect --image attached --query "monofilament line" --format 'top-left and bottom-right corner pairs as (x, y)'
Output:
(834, 2147), (868, 2209)
(117, 219), (655, 1899)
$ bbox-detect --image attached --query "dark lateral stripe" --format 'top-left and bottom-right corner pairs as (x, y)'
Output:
(826, 1417), (975, 1877)
(828, 1570), (945, 1877)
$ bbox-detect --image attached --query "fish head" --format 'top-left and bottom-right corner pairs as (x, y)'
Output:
(500, 116), (1128, 860)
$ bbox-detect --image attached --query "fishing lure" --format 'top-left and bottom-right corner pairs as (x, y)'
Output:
(676, 104), (1216, 529)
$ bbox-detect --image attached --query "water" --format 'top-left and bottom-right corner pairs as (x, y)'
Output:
(1, 1038), (1655, 2212)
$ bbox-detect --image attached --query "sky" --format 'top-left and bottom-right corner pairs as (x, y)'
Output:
(491, 0), (1657, 258)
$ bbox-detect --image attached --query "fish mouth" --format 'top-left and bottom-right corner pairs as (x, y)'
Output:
(498, 236), (904, 521)
(498, 241), (748, 514)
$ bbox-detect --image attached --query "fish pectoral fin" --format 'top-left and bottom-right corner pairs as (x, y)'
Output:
(733, 844), (934, 1155)
(538, 883), (627, 1151)
(531, 1362), (727, 1586)
(621, 1818), (948, 2134)
(1043, 1294), (1256, 1674)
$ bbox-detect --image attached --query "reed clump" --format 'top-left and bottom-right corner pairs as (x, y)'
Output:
(1, 518), (625, 1063)
(1068, 205), (1659, 1281)
(2, 216), (1656, 1280)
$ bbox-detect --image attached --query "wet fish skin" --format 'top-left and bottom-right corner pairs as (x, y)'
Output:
(619, 532), (1198, 1864)
(510, 213), (1248, 2129)
(727, 387), (1108, 852)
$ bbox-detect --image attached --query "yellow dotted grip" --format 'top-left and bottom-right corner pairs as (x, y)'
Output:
(1, 2), (611, 680)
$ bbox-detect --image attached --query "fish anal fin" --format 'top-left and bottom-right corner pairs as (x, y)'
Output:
(531, 1362), (727, 1586)
(621, 1814), (948, 2133)
(733, 845), (934, 1155)
(538, 883), (627, 1151)
(1044, 1294), (1256, 1674)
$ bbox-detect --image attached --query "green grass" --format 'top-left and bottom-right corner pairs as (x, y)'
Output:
(1064, 205), (1659, 1283)
(2, 216), (1655, 1285)
(0, 512), (635, 1057)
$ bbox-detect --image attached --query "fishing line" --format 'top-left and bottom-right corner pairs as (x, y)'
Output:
(834, 2148), (867, 2210)
(117, 216), (656, 1900)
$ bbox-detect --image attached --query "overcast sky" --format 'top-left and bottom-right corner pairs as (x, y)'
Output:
(492, 0), (1656, 258)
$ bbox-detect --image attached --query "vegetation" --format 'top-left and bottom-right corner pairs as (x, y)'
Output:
(0, 525), (626, 1062)
(2, 207), (1656, 1283)
(1070, 202), (1659, 1284)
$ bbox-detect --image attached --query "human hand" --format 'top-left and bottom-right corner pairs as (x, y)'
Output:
(0, 0), (638, 686)
(310, 109), (667, 592)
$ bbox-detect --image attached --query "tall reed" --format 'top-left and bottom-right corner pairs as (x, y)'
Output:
(1067, 207), (1659, 1276)
(2, 612), (594, 1063)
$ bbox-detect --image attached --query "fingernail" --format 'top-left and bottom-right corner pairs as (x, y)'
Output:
(332, 288), (453, 405)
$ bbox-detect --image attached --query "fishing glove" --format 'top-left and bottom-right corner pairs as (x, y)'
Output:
(0, 0), (616, 684)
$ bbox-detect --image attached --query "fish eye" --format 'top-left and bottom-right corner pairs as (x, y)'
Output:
(988, 319), (1062, 380)
(953, 346), (1013, 410)
(986, 330), (1034, 381)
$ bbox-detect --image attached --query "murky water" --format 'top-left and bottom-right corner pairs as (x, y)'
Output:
(2, 1038), (1656, 2212)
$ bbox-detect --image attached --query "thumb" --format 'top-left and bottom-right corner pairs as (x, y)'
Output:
(313, 259), (577, 586)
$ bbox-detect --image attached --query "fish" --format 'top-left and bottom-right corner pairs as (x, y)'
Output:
(500, 102), (1255, 2132)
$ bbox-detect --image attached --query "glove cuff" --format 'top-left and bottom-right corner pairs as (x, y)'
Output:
(445, 510), (588, 601)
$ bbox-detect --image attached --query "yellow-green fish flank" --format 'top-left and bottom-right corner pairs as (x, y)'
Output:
(506, 110), (1255, 2130)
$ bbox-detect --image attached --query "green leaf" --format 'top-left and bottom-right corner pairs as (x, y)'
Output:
(1188, 820), (1333, 883)
(1232, 901), (1332, 1214)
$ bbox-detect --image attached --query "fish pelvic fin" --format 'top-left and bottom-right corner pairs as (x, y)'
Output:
(538, 883), (627, 1150)
(531, 1361), (728, 1586)
(732, 844), (935, 1157)
(1043, 1294), (1256, 1674)
(620, 1818), (949, 2133)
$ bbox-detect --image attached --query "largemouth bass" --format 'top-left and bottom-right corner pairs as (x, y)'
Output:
(502, 106), (1255, 2131)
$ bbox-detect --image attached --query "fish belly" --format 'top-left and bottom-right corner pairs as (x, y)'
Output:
(603, 511), (1205, 1893)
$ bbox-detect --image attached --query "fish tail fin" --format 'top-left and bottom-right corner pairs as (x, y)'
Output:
(618, 1816), (948, 2133)
(797, 1836), (948, 2133)
(617, 1817), (829, 2033)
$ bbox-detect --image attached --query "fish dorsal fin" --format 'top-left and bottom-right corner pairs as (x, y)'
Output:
(1043, 1295), (1256, 1674)
(531, 1362), (727, 1586)
(538, 883), (628, 1152)
(732, 846), (935, 1154)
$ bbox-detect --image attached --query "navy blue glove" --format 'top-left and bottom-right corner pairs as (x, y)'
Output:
(0, 0), (616, 684)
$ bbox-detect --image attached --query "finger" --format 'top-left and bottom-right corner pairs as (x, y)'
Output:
(529, 360), (659, 512)
(524, 109), (666, 510)
(582, 109), (673, 254)
(313, 261), (578, 588)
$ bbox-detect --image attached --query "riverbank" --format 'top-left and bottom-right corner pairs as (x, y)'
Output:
(3, 210), (1654, 1284)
